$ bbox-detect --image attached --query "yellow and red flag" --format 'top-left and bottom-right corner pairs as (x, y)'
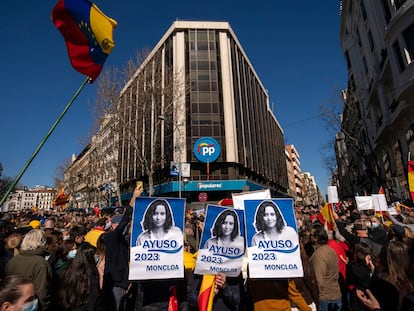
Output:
(409, 160), (414, 202)
(317, 202), (336, 230)
(198, 274), (215, 311)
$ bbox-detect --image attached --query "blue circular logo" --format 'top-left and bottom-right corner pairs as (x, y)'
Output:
(193, 137), (220, 163)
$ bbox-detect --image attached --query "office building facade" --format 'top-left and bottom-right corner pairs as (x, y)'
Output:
(336, 1), (414, 200)
(118, 21), (288, 204)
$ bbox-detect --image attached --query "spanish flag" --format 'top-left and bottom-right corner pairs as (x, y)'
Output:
(316, 202), (336, 230)
(409, 160), (414, 202)
(51, 0), (117, 81)
(198, 274), (215, 311)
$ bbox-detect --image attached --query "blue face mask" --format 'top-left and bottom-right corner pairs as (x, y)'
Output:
(22, 298), (38, 311)
(371, 222), (379, 229)
(67, 249), (77, 260)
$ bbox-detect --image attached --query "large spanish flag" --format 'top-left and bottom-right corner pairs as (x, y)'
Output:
(198, 274), (215, 311)
(409, 160), (414, 202)
(51, 0), (117, 81)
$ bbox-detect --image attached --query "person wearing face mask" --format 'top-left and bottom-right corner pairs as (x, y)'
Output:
(0, 275), (38, 311)
(58, 242), (102, 311)
(333, 210), (385, 256)
(48, 239), (76, 285)
(5, 229), (55, 310)
(367, 216), (388, 247)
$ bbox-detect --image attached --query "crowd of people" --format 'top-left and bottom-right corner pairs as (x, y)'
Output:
(0, 186), (414, 311)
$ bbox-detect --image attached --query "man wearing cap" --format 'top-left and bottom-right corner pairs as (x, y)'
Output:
(103, 185), (143, 310)
(333, 211), (384, 256)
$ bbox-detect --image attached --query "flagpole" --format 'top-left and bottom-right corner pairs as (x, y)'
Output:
(0, 77), (90, 207)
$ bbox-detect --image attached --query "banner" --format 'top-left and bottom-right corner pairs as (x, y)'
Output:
(244, 198), (303, 278)
(371, 194), (388, 212)
(355, 196), (373, 211)
(129, 197), (185, 280)
(232, 189), (271, 210)
(194, 205), (245, 277)
(327, 186), (339, 203)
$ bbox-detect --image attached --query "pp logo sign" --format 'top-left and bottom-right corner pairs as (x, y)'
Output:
(193, 137), (220, 163)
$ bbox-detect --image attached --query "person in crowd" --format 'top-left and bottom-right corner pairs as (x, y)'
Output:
(291, 239), (319, 311)
(44, 230), (63, 260)
(310, 223), (342, 311)
(48, 238), (76, 283)
(5, 229), (55, 310)
(188, 272), (242, 311)
(248, 277), (311, 311)
(0, 275), (38, 311)
(333, 210), (384, 256)
(58, 242), (102, 311)
(43, 218), (55, 232)
(346, 242), (376, 311)
(251, 200), (298, 246)
(135, 198), (182, 247)
(184, 223), (198, 254)
(356, 289), (382, 311)
(84, 218), (107, 248)
(203, 209), (244, 250)
(371, 240), (412, 310)
(4, 232), (23, 259)
(69, 225), (87, 248)
(366, 216), (388, 246)
(103, 186), (142, 311)
(96, 234), (106, 292)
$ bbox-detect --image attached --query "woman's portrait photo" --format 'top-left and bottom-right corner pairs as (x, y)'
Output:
(203, 209), (244, 250)
(251, 200), (297, 247)
(136, 198), (183, 247)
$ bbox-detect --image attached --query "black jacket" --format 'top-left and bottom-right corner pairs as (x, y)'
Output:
(104, 206), (133, 289)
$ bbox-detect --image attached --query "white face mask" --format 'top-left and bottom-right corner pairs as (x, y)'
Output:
(21, 298), (38, 311)
(67, 249), (77, 260)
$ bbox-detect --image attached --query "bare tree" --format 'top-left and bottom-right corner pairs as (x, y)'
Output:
(319, 88), (344, 178)
(87, 47), (188, 200)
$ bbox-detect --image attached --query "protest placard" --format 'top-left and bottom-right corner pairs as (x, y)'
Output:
(194, 204), (245, 277)
(129, 197), (185, 280)
(244, 198), (303, 278)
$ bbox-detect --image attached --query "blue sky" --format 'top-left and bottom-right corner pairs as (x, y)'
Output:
(1, 1), (346, 196)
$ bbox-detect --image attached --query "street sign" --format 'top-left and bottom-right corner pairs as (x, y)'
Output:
(198, 192), (208, 202)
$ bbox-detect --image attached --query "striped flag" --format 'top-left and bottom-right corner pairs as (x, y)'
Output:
(198, 274), (215, 311)
(409, 160), (414, 202)
(317, 202), (336, 230)
(51, 0), (117, 81)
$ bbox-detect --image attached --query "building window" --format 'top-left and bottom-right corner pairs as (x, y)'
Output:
(393, 40), (406, 72)
(403, 23), (414, 65)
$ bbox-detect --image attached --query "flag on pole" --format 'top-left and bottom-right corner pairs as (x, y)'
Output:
(409, 161), (414, 202)
(198, 274), (215, 311)
(51, 0), (117, 81)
